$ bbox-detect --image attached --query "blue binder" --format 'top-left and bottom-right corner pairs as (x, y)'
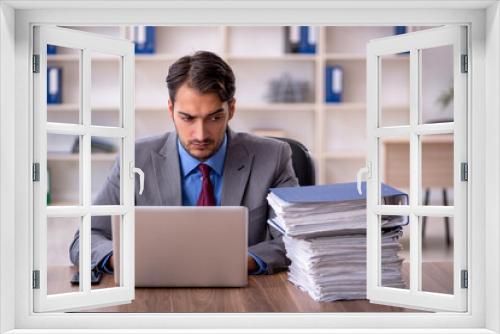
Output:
(394, 27), (410, 55)
(269, 182), (409, 232)
(270, 182), (407, 204)
(394, 26), (407, 35)
(325, 65), (343, 103)
(47, 67), (62, 104)
(298, 26), (316, 54)
(133, 26), (156, 54)
(47, 44), (57, 55)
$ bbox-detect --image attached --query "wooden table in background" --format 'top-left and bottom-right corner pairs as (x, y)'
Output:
(48, 262), (452, 313)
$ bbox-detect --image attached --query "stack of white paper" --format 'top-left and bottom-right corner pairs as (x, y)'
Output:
(267, 182), (408, 302)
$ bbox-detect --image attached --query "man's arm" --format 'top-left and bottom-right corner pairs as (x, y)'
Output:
(248, 141), (299, 274)
(69, 158), (121, 271)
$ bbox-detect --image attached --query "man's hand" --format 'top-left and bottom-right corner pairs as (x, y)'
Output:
(247, 255), (258, 273)
(109, 255), (114, 270)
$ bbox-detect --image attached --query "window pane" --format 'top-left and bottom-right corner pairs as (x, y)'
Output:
(379, 137), (410, 204)
(91, 137), (121, 205)
(420, 45), (454, 124)
(47, 217), (80, 295)
(379, 54), (410, 127)
(91, 52), (121, 127)
(420, 216), (454, 294)
(420, 134), (454, 206)
(91, 215), (121, 291)
(380, 215), (409, 290)
(47, 134), (81, 206)
(46, 46), (81, 124)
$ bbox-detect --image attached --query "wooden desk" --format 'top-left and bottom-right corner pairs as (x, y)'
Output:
(48, 262), (452, 313)
(383, 135), (453, 188)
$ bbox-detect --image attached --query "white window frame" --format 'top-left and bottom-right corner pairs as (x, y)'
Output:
(32, 26), (136, 312)
(366, 25), (468, 312)
(0, 1), (499, 333)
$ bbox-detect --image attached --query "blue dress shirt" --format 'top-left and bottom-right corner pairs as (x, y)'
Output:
(177, 135), (227, 206)
(99, 134), (268, 275)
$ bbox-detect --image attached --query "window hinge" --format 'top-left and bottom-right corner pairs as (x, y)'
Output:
(461, 54), (468, 73)
(33, 55), (40, 73)
(461, 162), (468, 182)
(461, 269), (468, 289)
(33, 270), (40, 289)
(32, 163), (40, 182)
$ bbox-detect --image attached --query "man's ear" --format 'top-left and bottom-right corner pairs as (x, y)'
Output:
(227, 98), (236, 121)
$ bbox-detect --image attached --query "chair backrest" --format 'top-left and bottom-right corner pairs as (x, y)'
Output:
(268, 137), (316, 186)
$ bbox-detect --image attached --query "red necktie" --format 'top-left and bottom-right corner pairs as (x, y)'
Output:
(196, 163), (216, 206)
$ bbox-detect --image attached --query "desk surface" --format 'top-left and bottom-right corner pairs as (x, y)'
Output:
(48, 262), (452, 313)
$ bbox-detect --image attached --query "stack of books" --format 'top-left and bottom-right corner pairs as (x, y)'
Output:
(267, 182), (408, 302)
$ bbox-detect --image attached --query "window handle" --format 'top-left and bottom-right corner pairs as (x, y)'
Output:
(356, 162), (371, 195)
(130, 162), (145, 195)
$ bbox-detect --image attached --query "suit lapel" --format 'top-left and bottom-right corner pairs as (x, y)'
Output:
(221, 129), (254, 206)
(151, 133), (182, 206)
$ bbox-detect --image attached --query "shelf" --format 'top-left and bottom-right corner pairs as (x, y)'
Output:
(324, 53), (366, 61)
(48, 53), (408, 63)
(135, 54), (181, 62)
(324, 102), (366, 112)
(47, 201), (80, 206)
(323, 103), (409, 112)
(226, 54), (317, 62)
(324, 53), (409, 61)
(47, 104), (119, 112)
(47, 104), (79, 112)
(324, 151), (366, 159)
(48, 153), (117, 162)
(47, 54), (118, 62)
(237, 103), (316, 112)
(48, 53), (182, 63)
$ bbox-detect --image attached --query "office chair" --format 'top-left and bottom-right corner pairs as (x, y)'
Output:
(422, 189), (451, 247)
(268, 137), (316, 186)
(420, 118), (452, 247)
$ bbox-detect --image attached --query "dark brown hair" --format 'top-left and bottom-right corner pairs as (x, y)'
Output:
(166, 50), (236, 104)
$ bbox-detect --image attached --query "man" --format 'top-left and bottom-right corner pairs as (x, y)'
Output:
(69, 50), (299, 276)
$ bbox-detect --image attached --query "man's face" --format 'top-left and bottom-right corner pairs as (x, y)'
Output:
(168, 83), (235, 161)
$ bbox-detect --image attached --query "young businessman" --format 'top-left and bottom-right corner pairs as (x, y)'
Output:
(69, 50), (299, 276)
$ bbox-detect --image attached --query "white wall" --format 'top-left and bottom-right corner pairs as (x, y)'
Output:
(485, 2), (500, 332)
(0, 2), (16, 333)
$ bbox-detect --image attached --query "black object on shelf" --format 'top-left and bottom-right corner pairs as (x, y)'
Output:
(266, 73), (310, 103)
(284, 26), (301, 54)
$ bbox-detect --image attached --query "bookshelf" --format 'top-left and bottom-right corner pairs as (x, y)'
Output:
(46, 25), (449, 204)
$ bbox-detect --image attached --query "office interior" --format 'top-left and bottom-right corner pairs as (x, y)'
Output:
(45, 25), (454, 313)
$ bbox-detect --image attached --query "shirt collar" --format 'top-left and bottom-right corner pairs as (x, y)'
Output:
(177, 133), (227, 177)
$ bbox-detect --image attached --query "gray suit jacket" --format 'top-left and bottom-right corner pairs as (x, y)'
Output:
(69, 128), (299, 274)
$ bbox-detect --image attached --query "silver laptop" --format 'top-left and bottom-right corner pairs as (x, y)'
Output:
(112, 206), (248, 287)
